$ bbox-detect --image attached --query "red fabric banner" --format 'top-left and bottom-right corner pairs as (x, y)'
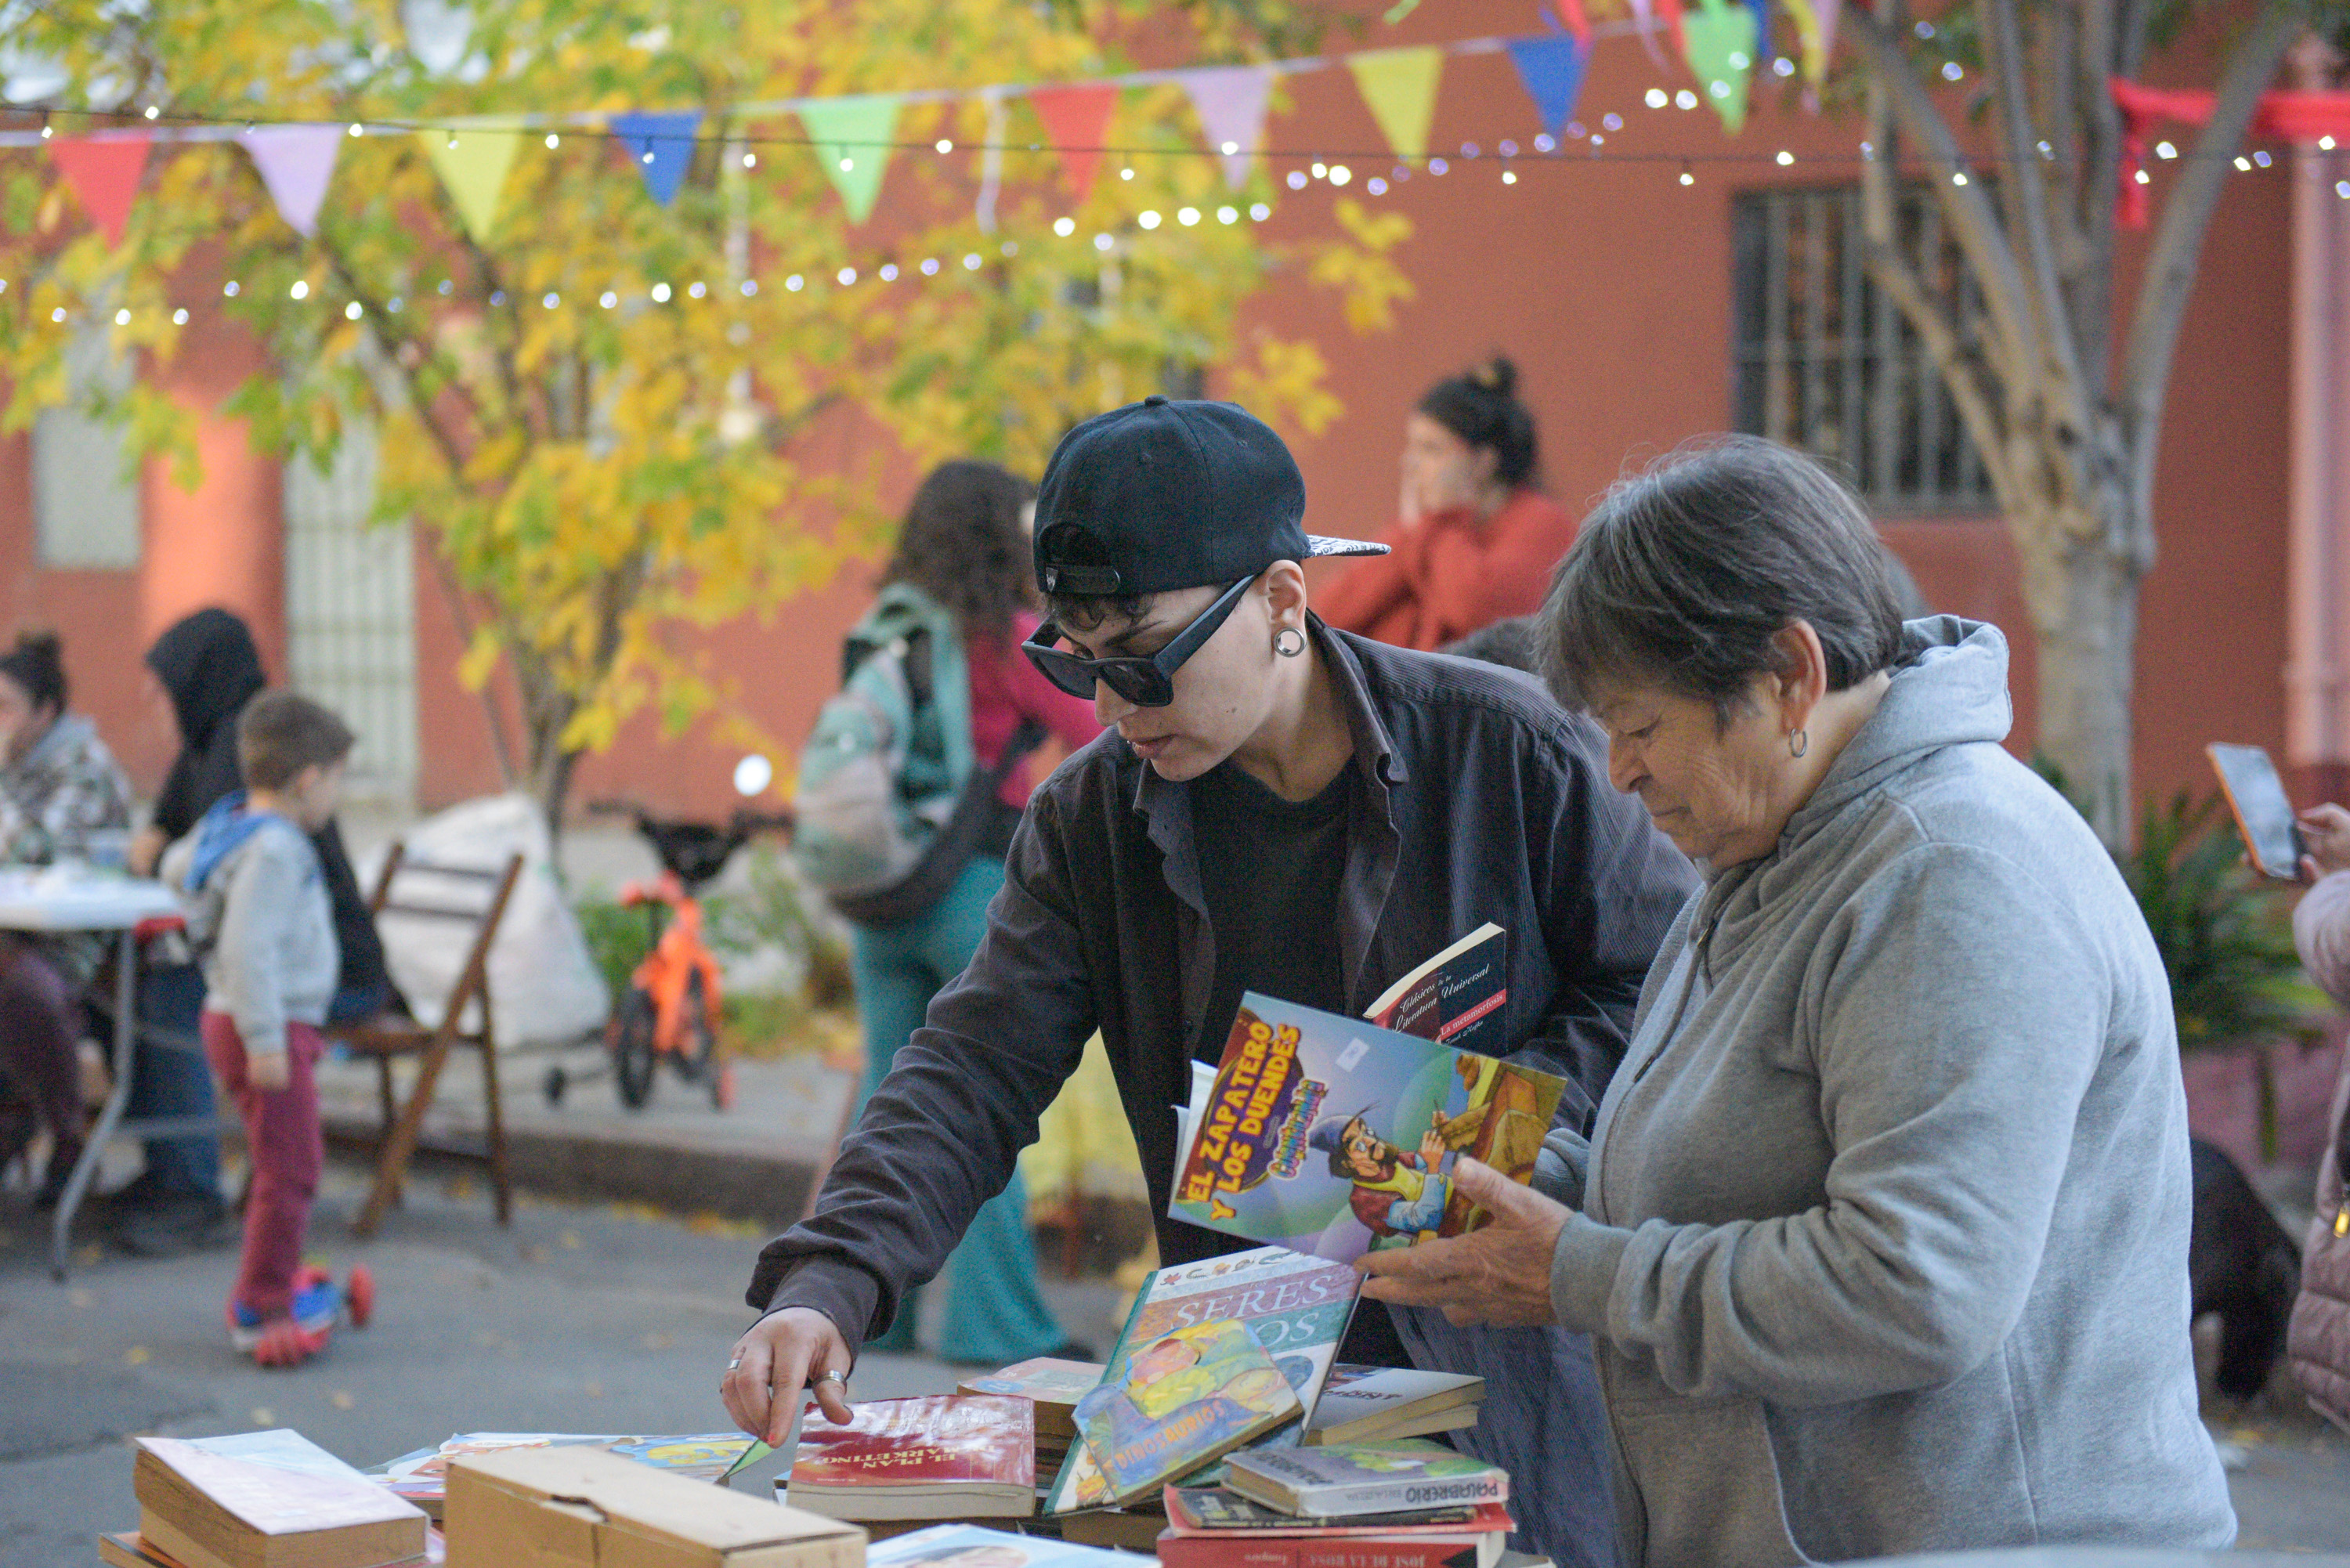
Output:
(48, 134), (152, 248)
(1028, 85), (1120, 199)
(2113, 77), (2350, 228)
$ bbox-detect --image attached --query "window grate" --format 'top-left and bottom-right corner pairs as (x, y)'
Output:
(1731, 183), (1994, 513)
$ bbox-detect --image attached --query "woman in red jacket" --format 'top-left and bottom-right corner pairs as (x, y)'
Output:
(1318, 357), (1578, 652)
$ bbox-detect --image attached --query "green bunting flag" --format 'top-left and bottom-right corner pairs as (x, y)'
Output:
(798, 94), (900, 224)
(1681, 0), (1759, 132)
(421, 120), (525, 243)
(1346, 47), (1442, 164)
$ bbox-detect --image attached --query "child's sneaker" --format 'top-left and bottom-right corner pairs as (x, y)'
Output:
(226, 1267), (349, 1365)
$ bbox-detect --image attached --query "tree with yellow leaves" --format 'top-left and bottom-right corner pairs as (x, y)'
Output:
(0, 0), (1411, 824)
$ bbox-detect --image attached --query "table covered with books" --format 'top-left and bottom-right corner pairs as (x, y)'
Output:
(100, 969), (1550, 1568)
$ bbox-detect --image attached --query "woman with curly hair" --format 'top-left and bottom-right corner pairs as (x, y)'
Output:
(1318, 356), (1579, 651)
(843, 458), (1099, 1364)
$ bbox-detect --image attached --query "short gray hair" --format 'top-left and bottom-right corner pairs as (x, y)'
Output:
(1540, 435), (1907, 722)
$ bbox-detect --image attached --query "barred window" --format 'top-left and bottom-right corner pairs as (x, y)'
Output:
(1731, 184), (1994, 513)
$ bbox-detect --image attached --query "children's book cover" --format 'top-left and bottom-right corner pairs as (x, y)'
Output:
(1044, 1245), (1358, 1512)
(1172, 992), (1566, 1263)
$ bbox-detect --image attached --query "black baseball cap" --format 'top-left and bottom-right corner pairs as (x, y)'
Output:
(1032, 395), (1389, 598)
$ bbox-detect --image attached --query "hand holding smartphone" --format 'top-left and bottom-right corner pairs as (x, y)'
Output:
(2207, 743), (2304, 880)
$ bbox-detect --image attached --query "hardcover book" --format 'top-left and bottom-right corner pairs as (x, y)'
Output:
(1364, 924), (1509, 1056)
(1045, 1245), (1359, 1513)
(1223, 1442), (1509, 1519)
(1163, 1488), (1513, 1535)
(132, 1433), (428, 1568)
(786, 1395), (1035, 1520)
(1171, 992), (1566, 1263)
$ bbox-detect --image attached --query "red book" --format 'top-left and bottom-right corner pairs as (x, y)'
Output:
(1155, 1530), (1504, 1568)
(785, 1395), (1034, 1521)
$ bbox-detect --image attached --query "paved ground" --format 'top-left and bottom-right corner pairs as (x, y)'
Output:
(5, 1144), (2348, 1563)
(0, 1149), (1123, 1568)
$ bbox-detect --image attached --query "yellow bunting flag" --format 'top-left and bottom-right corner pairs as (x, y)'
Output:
(421, 120), (526, 243)
(1346, 47), (1442, 164)
(798, 95), (900, 225)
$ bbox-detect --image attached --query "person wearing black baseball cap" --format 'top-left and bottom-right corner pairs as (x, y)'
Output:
(727, 399), (1697, 1568)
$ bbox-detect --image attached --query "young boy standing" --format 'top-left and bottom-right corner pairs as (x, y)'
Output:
(164, 692), (372, 1367)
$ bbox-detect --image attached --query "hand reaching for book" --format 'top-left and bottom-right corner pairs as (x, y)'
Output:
(1354, 1157), (1567, 1328)
(722, 1306), (855, 1444)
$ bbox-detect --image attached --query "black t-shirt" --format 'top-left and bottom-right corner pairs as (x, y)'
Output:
(1191, 759), (1353, 1057)
(1187, 757), (1411, 1368)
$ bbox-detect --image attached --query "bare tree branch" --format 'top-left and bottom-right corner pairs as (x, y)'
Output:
(2118, 0), (2301, 531)
(1845, 5), (2039, 395)
(1983, 0), (2092, 446)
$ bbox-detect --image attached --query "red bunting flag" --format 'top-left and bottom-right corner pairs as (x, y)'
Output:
(1028, 84), (1119, 199)
(49, 134), (152, 248)
(2110, 77), (2350, 227)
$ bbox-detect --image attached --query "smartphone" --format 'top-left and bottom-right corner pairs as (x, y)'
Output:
(2207, 742), (2303, 880)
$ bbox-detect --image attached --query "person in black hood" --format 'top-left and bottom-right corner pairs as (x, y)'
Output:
(114, 609), (402, 1253)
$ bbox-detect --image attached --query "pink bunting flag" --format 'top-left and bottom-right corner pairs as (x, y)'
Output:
(48, 134), (151, 249)
(1181, 66), (1275, 190)
(243, 125), (343, 237)
(1029, 84), (1119, 199)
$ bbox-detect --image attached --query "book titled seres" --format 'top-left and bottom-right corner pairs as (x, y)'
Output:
(1224, 1442), (1509, 1519)
(786, 1395), (1034, 1520)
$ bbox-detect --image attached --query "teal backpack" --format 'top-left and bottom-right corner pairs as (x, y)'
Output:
(791, 583), (1042, 925)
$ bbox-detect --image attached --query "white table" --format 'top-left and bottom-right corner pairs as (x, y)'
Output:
(0, 869), (209, 1277)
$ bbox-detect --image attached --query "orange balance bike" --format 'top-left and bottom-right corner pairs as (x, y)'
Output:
(548, 799), (793, 1113)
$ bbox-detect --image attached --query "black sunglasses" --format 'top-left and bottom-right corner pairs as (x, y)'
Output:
(1022, 574), (1259, 708)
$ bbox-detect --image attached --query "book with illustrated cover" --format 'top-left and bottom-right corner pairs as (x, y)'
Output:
(957, 1357), (1105, 1443)
(132, 1433), (428, 1568)
(1305, 1366), (1485, 1447)
(786, 1395), (1035, 1520)
(1172, 992), (1566, 1263)
(1224, 1442), (1509, 1518)
(1163, 1488), (1511, 1535)
(1155, 1526), (1506, 1568)
(1045, 1245), (1359, 1514)
(605, 1433), (759, 1483)
(1365, 924), (1509, 1056)
(362, 1434), (637, 1519)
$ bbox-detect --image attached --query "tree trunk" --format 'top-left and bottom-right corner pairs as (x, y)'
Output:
(2014, 503), (2146, 846)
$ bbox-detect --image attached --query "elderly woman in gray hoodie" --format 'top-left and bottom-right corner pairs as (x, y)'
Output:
(1361, 436), (2233, 1565)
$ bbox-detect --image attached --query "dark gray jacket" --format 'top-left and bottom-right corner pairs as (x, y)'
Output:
(750, 623), (1697, 1345)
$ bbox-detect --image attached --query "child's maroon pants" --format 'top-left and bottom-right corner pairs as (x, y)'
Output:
(202, 1013), (323, 1320)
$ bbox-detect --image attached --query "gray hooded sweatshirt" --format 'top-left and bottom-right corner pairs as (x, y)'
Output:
(1546, 618), (2233, 1565)
(163, 811), (338, 1057)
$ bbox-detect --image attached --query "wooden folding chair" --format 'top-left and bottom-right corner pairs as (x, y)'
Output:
(332, 841), (526, 1238)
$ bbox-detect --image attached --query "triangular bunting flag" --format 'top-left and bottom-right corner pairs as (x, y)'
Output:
(1781, 0), (1839, 83)
(421, 121), (523, 243)
(1347, 47), (1442, 164)
(1182, 66), (1274, 190)
(1748, 0), (1773, 72)
(1554, 0), (1593, 47)
(1625, 0), (1671, 67)
(243, 125), (342, 237)
(1028, 85), (1118, 199)
(1505, 35), (1590, 137)
(49, 135), (151, 249)
(1683, 0), (1759, 132)
(798, 94), (899, 225)
(609, 110), (702, 206)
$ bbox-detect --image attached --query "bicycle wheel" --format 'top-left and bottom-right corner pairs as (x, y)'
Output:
(681, 969), (722, 1104)
(612, 985), (660, 1109)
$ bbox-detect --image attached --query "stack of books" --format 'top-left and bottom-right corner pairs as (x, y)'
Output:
(110, 1431), (433, 1568)
(1156, 1441), (1517, 1568)
(1303, 1367), (1485, 1447)
(959, 1356), (1102, 1478)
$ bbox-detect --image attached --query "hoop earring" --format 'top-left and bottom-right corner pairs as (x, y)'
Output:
(1274, 627), (1307, 658)
(1788, 729), (1810, 759)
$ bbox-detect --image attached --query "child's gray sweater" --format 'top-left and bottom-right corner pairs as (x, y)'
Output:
(164, 814), (339, 1054)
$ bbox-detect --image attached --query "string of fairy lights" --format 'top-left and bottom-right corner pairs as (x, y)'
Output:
(5, 17), (2343, 330)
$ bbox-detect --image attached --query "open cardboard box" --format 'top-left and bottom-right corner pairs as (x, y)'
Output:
(446, 1447), (866, 1568)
